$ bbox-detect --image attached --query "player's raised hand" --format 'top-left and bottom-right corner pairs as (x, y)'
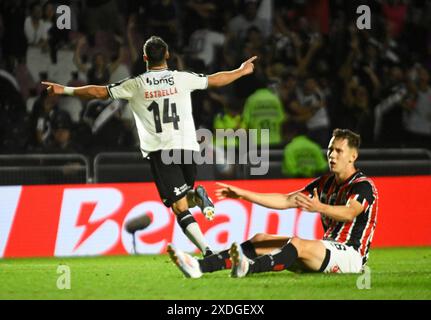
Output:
(215, 182), (244, 200)
(295, 188), (322, 212)
(42, 81), (65, 96)
(239, 56), (258, 76)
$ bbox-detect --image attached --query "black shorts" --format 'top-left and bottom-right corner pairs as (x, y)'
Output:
(148, 150), (197, 207)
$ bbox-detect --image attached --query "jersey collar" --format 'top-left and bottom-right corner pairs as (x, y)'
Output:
(148, 68), (168, 72)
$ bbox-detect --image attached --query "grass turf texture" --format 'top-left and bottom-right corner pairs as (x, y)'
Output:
(0, 247), (430, 300)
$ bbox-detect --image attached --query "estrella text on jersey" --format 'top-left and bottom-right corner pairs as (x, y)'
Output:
(144, 87), (178, 99)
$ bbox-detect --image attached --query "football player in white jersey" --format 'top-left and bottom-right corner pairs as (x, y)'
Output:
(42, 36), (257, 257)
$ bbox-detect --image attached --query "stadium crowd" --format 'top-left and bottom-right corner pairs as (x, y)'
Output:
(1, 0), (430, 162)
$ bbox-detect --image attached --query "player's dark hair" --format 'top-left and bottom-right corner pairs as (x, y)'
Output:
(143, 36), (168, 67)
(332, 128), (361, 150)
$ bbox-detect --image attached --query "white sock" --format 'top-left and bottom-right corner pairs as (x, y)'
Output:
(185, 222), (210, 253)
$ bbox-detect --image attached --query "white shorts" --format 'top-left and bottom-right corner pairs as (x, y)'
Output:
(320, 240), (363, 274)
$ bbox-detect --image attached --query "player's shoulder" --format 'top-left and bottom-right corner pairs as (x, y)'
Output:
(175, 70), (207, 78)
(352, 171), (374, 184)
(111, 74), (143, 84)
(107, 75), (139, 90)
(350, 171), (377, 192)
(307, 172), (334, 189)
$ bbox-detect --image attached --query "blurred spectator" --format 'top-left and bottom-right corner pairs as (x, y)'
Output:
(38, 109), (87, 183)
(227, 0), (271, 44)
(183, 0), (219, 45)
(378, 21), (403, 67)
(402, 66), (431, 147)
(82, 99), (135, 153)
(14, 61), (36, 100)
(305, 0), (330, 35)
(382, 0), (408, 39)
(291, 76), (330, 147)
(0, 0), (27, 67)
(281, 122), (327, 178)
(147, 0), (180, 49)
(0, 62), (28, 153)
(374, 66), (407, 145)
(192, 88), (222, 129)
(426, 37), (431, 71)
(1, 0), (431, 157)
(25, 1), (51, 84)
(57, 71), (86, 123)
(343, 78), (374, 146)
(0, 61), (20, 91)
(81, 0), (122, 37)
(242, 87), (286, 147)
(43, 1), (70, 64)
(44, 110), (81, 153)
(67, 71), (86, 87)
(294, 32), (324, 78)
(24, 1), (48, 50)
(73, 36), (125, 85)
(242, 27), (270, 65)
(127, 14), (146, 76)
(213, 95), (244, 148)
(26, 88), (39, 114)
(187, 20), (226, 72)
(231, 49), (267, 100)
(274, 0), (299, 37)
(29, 93), (59, 149)
(400, 1), (430, 64)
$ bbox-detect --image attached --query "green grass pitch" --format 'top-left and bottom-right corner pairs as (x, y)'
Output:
(0, 247), (430, 300)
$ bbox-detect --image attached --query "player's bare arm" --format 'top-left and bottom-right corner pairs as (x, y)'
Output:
(215, 182), (300, 210)
(295, 188), (363, 222)
(42, 81), (109, 100)
(207, 56), (257, 88)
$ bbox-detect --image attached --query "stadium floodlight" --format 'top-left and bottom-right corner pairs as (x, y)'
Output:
(124, 214), (152, 254)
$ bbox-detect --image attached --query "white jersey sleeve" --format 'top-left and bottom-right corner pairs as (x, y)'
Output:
(107, 77), (140, 100)
(176, 71), (208, 92)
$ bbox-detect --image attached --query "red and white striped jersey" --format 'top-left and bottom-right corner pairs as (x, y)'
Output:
(302, 171), (378, 265)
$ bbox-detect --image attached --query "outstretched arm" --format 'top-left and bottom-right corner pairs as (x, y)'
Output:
(208, 56), (257, 88)
(42, 81), (109, 100)
(215, 182), (300, 210)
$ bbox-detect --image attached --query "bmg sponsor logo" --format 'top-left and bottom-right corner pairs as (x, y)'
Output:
(146, 77), (175, 86)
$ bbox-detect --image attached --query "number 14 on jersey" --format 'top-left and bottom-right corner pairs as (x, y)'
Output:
(147, 98), (180, 133)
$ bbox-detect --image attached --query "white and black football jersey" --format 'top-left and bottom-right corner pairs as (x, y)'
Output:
(107, 69), (208, 156)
